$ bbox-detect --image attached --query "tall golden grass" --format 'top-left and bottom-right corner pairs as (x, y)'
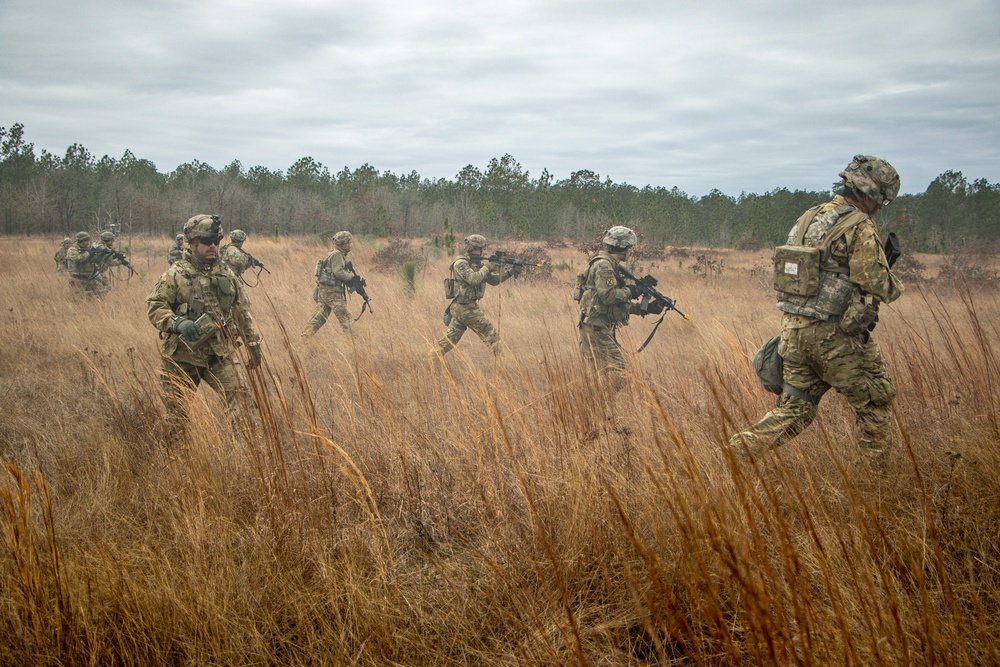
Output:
(1, 235), (997, 666)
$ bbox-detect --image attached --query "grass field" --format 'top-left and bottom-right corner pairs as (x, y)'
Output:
(1, 235), (998, 666)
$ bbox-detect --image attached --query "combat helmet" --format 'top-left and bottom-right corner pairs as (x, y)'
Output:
(100, 231), (115, 243)
(603, 226), (637, 252)
(333, 230), (353, 248)
(230, 229), (247, 243)
(183, 214), (223, 242)
(61, 238), (72, 246)
(839, 155), (900, 206)
(175, 234), (184, 241)
(76, 231), (91, 243)
(463, 234), (488, 251)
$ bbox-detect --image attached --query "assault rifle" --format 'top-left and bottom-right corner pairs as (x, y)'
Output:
(244, 251), (270, 274)
(345, 261), (373, 321)
(617, 265), (689, 353)
(470, 250), (543, 269)
(94, 247), (137, 277)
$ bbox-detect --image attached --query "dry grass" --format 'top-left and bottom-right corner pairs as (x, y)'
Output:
(1, 235), (998, 666)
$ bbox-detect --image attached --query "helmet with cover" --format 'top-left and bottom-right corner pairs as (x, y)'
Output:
(100, 231), (115, 243)
(463, 234), (488, 251)
(603, 226), (637, 252)
(839, 155), (900, 206)
(183, 214), (224, 243)
(175, 234), (184, 241)
(333, 230), (353, 248)
(230, 229), (247, 243)
(76, 231), (91, 243)
(62, 237), (72, 246)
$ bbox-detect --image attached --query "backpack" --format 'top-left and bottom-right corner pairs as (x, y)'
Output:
(773, 207), (867, 297)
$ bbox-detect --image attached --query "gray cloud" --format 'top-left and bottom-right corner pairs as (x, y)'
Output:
(2, 0), (997, 195)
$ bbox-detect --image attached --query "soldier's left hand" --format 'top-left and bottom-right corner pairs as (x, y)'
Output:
(247, 343), (263, 370)
(647, 301), (665, 315)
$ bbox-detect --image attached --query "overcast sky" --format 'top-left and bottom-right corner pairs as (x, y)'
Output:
(2, 0), (998, 196)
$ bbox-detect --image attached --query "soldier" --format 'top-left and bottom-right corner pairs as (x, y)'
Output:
(93, 230), (123, 291)
(729, 155), (904, 470)
(301, 230), (357, 338)
(146, 214), (263, 430)
(429, 234), (516, 358)
(577, 226), (663, 388)
(220, 229), (251, 276)
(65, 232), (109, 296)
(168, 234), (185, 265)
(54, 238), (72, 273)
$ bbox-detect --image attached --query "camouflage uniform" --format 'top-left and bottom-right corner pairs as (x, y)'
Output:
(730, 155), (904, 466)
(92, 231), (122, 292)
(54, 238), (71, 273)
(146, 215), (262, 424)
(430, 235), (513, 357)
(301, 231), (355, 337)
(168, 235), (185, 265)
(66, 232), (109, 296)
(220, 230), (250, 276)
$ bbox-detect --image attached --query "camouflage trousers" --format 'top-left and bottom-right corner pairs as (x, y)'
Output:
(431, 302), (499, 356)
(730, 320), (897, 464)
(579, 322), (627, 390)
(69, 275), (110, 296)
(159, 355), (251, 438)
(301, 285), (351, 337)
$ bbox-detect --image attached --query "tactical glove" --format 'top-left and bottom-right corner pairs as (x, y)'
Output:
(647, 301), (665, 315)
(627, 284), (642, 299)
(172, 317), (201, 341)
(247, 343), (263, 370)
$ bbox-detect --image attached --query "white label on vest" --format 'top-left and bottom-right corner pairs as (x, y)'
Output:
(783, 262), (799, 276)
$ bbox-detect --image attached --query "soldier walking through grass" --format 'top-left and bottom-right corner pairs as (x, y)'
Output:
(66, 231), (109, 296)
(146, 214), (263, 434)
(301, 230), (357, 338)
(729, 155), (905, 470)
(93, 230), (123, 292)
(429, 234), (516, 359)
(576, 226), (663, 389)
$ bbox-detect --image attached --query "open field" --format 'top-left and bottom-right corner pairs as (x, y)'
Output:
(1, 235), (999, 666)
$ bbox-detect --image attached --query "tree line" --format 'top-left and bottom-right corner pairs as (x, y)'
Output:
(2, 122), (997, 252)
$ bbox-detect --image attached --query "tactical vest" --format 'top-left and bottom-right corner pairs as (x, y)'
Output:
(450, 256), (488, 304)
(776, 204), (867, 321)
(67, 246), (98, 278)
(316, 249), (347, 288)
(171, 261), (237, 325)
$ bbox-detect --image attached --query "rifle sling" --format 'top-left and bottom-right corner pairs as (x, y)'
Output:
(636, 313), (665, 353)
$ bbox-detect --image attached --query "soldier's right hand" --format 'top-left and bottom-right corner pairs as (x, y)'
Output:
(172, 317), (201, 341)
(627, 284), (642, 299)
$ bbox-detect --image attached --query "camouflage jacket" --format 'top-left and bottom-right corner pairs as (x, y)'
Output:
(450, 254), (507, 304)
(779, 196), (904, 327)
(579, 252), (632, 328)
(315, 248), (353, 290)
(167, 241), (185, 265)
(146, 257), (260, 366)
(220, 243), (249, 275)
